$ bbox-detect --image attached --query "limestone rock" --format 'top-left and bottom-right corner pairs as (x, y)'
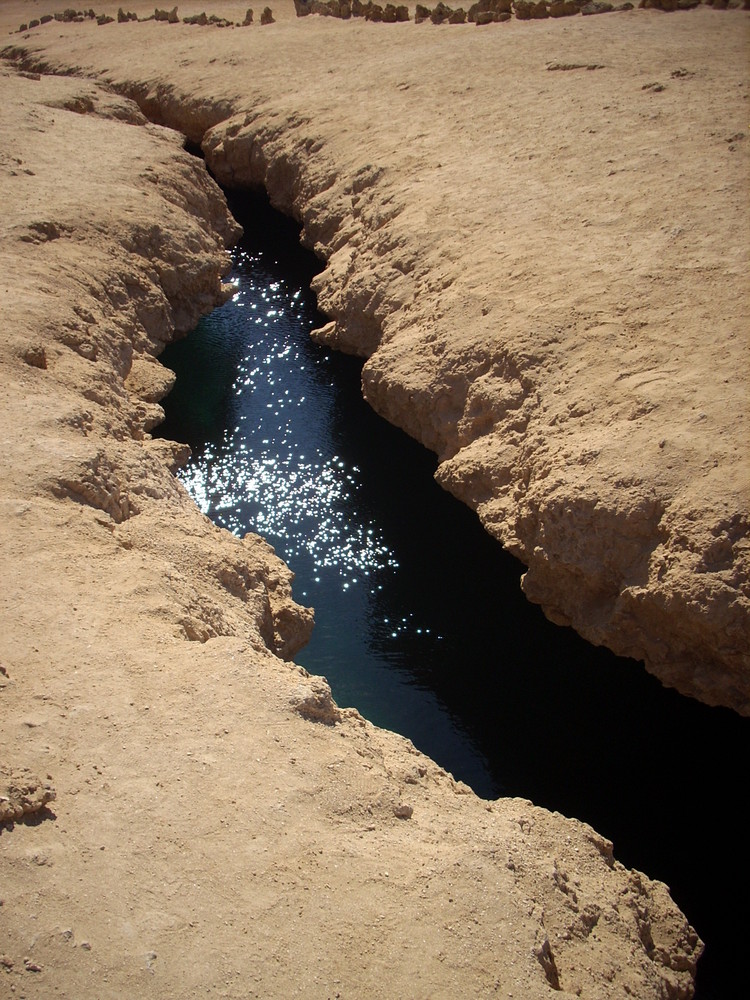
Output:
(430, 2), (454, 22)
(154, 7), (180, 23)
(549, 0), (579, 15)
(0, 18), (745, 997)
(289, 676), (342, 724)
(468, 0), (512, 17)
(0, 766), (56, 823)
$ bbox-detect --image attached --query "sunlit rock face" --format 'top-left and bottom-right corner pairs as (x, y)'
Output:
(4, 11), (747, 997)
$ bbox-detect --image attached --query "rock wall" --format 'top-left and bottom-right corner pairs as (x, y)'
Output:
(0, 66), (314, 662)
(200, 53), (748, 718)
(0, 50), (705, 1000)
(5, 6), (746, 714)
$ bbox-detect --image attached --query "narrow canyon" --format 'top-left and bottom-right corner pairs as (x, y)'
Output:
(1, 4), (747, 998)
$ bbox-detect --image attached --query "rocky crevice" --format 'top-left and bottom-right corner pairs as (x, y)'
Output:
(0, 64), (314, 663)
(0, 31), (720, 999)
(196, 77), (750, 714)
(2, 32), (747, 713)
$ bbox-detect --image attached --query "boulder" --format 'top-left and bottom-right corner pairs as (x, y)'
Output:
(549, 0), (579, 14)
(0, 767), (56, 825)
(468, 0), (511, 18)
(431, 1), (454, 20)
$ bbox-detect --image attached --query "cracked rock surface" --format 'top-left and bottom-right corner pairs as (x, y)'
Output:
(0, 3), (745, 997)
(4, 2), (746, 712)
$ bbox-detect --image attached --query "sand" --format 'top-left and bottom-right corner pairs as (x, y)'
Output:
(1, 3), (747, 997)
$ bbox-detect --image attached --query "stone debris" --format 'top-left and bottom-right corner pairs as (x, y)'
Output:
(15, 0), (747, 35)
(290, 677), (342, 724)
(0, 765), (56, 824)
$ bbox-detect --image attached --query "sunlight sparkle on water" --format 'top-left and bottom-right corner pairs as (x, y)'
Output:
(175, 247), (398, 591)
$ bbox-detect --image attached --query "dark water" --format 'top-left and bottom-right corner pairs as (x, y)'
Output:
(158, 193), (747, 998)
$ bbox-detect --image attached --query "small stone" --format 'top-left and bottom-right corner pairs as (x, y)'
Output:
(22, 345), (47, 369)
(393, 803), (413, 819)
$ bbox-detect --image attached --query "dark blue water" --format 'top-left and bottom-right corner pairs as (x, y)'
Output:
(158, 193), (748, 998)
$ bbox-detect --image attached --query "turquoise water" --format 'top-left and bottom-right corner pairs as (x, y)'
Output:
(158, 193), (747, 998)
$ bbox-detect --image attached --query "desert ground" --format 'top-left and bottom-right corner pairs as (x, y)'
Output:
(0, 2), (747, 998)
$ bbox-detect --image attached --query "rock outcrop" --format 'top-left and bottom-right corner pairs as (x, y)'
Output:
(4, 6), (746, 719)
(0, 765), (56, 824)
(0, 36), (708, 1000)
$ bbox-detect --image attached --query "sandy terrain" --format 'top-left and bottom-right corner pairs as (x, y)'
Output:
(3, 0), (747, 712)
(0, 2), (747, 998)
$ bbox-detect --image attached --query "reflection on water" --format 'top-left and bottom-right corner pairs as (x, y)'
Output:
(176, 266), (398, 587)
(158, 202), (498, 793)
(158, 193), (748, 999)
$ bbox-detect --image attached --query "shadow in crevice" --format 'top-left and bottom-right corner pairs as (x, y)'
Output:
(0, 806), (57, 835)
(157, 187), (749, 1000)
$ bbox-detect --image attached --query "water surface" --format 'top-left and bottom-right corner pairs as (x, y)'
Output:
(158, 193), (748, 999)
